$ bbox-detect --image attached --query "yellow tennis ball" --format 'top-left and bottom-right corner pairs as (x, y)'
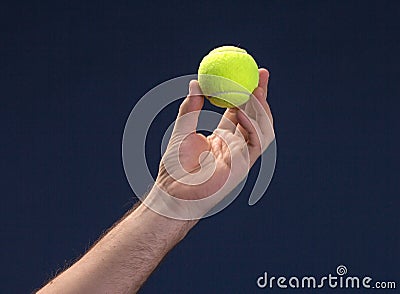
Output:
(198, 45), (259, 108)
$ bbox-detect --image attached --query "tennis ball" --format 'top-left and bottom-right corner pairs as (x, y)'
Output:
(198, 45), (259, 108)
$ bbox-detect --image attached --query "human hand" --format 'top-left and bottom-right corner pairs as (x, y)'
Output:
(146, 69), (274, 219)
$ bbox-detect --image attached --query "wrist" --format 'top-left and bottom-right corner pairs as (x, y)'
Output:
(142, 183), (201, 221)
(133, 189), (198, 246)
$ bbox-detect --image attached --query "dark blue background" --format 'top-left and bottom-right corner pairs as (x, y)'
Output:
(1, 1), (399, 293)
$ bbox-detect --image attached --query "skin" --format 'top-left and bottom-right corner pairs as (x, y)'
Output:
(37, 68), (274, 293)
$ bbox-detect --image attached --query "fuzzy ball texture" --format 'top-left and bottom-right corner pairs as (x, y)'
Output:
(198, 46), (259, 108)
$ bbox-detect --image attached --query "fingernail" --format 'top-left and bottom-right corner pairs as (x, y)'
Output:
(189, 80), (201, 95)
(189, 80), (194, 94)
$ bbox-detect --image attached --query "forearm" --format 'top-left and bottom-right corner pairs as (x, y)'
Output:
(38, 189), (196, 294)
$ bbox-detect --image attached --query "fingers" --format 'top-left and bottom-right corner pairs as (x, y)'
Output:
(236, 109), (262, 164)
(179, 80), (204, 117)
(252, 87), (273, 130)
(172, 80), (204, 137)
(258, 68), (269, 98)
(253, 70), (273, 126)
(218, 68), (271, 134)
(217, 108), (238, 133)
(257, 68), (273, 124)
(235, 68), (275, 164)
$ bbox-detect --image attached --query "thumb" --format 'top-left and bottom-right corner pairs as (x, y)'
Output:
(172, 80), (204, 137)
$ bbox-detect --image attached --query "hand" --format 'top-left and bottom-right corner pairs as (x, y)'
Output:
(148, 69), (274, 219)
